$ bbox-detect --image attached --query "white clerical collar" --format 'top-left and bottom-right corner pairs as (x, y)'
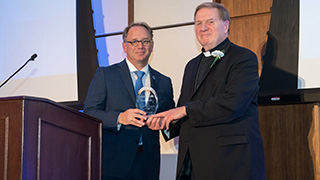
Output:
(203, 51), (212, 57)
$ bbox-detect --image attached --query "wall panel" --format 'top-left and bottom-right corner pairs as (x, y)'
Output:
(222, 0), (272, 17)
(223, 0), (272, 75)
(134, 0), (207, 27)
(150, 26), (201, 105)
(258, 103), (316, 179)
(229, 13), (271, 75)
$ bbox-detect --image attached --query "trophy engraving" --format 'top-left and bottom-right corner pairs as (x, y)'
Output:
(136, 87), (158, 115)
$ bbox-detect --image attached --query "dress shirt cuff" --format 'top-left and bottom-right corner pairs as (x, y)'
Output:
(117, 113), (122, 131)
(163, 129), (170, 139)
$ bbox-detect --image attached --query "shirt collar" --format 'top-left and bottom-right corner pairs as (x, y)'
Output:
(125, 58), (149, 75)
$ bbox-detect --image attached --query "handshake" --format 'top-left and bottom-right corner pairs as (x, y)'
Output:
(145, 106), (187, 130)
(118, 106), (187, 130)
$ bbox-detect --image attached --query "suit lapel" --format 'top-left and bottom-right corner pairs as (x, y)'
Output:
(190, 56), (202, 98)
(149, 66), (158, 92)
(150, 67), (164, 113)
(117, 60), (136, 103)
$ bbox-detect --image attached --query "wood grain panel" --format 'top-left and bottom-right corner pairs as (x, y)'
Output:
(309, 104), (320, 180)
(0, 100), (23, 180)
(258, 104), (315, 180)
(23, 97), (101, 180)
(128, 0), (134, 25)
(38, 119), (90, 180)
(222, 0), (272, 17)
(0, 96), (102, 180)
(229, 13), (271, 75)
(0, 117), (8, 180)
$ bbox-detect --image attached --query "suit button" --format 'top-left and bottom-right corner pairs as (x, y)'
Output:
(185, 139), (189, 142)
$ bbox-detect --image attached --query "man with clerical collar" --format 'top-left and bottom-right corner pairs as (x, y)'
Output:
(147, 2), (266, 180)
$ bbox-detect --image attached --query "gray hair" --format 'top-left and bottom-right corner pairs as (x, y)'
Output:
(194, 2), (230, 22)
(122, 22), (153, 41)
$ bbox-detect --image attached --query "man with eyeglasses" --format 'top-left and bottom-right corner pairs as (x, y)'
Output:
(147, 2), (266, 180)
(84, 22), (175, 180)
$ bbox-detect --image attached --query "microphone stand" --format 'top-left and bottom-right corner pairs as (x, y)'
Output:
(0, 54), (37, 89)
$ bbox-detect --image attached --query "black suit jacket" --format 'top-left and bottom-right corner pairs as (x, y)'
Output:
(84, 60), (175, 179)
(170, 39), (266, 180)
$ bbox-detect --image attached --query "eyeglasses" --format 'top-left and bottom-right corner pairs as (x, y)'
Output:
(124, 39), (151, 47)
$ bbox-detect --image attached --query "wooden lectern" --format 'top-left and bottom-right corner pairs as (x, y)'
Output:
(0, 96), (102, 180)
(259, 103), (320, 180)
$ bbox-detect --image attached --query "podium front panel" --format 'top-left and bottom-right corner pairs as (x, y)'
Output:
(0, 96), (102, 180)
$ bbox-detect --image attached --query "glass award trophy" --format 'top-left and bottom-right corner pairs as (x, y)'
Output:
(136, 87), (158, 115)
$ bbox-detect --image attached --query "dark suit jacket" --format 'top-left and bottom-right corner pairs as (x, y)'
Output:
(169, 39), (266, 180)
(83, 60), (175, 179)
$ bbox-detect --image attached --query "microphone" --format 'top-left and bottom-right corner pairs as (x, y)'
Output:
(0, 53), (38, 89)
(30, 53), (37, 61)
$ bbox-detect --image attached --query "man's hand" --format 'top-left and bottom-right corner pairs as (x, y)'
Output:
(146, 106), (187, 130)
(146, 116), (163, 130)
(118, 108), (147, 127)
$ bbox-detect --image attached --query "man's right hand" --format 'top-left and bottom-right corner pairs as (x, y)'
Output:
(146, 106), (187, 130)
(118, 108), (146, 127)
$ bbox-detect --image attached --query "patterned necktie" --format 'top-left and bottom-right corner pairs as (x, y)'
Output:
(134, 71), (145, 95)
(134, 71), (145, 145)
